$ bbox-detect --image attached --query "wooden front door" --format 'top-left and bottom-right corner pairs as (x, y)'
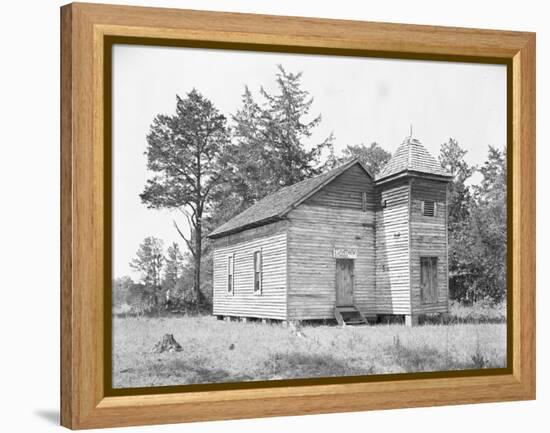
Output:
(420, 257), (438, 303)
(336, 259), (354, 306)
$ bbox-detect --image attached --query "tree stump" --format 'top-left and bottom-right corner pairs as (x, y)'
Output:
(151, 333), (183, 353)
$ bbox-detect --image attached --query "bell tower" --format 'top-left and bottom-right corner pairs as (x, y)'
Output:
(374, 134), (453, 325)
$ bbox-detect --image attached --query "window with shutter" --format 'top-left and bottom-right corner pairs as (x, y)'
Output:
(253, 250), (262, 294)
(227, 254), (234, 294)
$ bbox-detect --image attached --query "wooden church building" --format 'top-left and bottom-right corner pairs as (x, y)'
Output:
(207, 136), (453, 326)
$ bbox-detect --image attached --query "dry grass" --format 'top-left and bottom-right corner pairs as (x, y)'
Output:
(448, 300), (507, 323)
(112, 315), (506, 388)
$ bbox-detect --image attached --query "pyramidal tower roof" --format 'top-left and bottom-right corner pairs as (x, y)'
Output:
(376, 135), (452, 182)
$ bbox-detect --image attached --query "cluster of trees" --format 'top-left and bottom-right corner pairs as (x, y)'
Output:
(440, 140), (507, 303)
(113, 239), (204, 314)
(113, 65), (507, 314)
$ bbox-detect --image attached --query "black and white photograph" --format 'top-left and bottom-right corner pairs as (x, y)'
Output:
(111, 45), (507, 389)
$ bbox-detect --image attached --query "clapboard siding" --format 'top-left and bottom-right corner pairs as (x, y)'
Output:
(287, 165), (376, 319)
(306, 164), (376, 211)
(212, 220), (288, 248)
(287, 204), (376, 319)
(375, 179), (411, 314)
(210, 157), (451, 322)
(212, 227), (287, 319)
(410, 179), (449, 313)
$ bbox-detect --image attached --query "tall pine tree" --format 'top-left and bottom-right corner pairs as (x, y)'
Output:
(208, 65), (334, 230)
(140, 89), (230, 304)
(256, 65), (334, 188)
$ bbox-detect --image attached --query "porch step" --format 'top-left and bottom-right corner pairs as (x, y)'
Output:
(334, 305), (368, 326)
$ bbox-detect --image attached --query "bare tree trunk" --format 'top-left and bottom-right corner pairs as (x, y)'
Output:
(194, 221), (203, 310)
(194, 156), (203, 312)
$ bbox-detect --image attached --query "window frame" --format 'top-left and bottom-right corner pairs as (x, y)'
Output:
(253, 249), (263, 295)
(227, 253), (235, 295)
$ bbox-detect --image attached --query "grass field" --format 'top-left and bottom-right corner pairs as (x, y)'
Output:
(112, 308), (506, 388)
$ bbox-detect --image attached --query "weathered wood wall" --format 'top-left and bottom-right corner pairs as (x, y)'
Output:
(306, 164), (377, 211)
(375, 178), (412, 314)
(211, 163), (450, 322)
(409, 178), (449, 314)
(287, 166), (377, 319)
(212, 222), (288, 319)
(212, 220), (288, 248)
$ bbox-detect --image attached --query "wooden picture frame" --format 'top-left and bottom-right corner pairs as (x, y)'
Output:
(60, 2), (535, 429)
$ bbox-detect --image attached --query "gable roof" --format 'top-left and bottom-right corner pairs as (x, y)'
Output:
(208, 159), (372, 239)
(376, 135), (452, 182)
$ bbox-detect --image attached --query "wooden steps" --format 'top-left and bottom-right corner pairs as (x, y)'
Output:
(334, 305), (368, 326)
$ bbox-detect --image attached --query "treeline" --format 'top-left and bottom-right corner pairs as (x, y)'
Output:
(113, 65), (506, 314)
(113, 240), (206, 314)
(440, 140), (507, 303)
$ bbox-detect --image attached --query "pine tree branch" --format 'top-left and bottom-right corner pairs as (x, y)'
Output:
(202, 172), (223, 199)
(173, 220), (196, 258)
(177, 207), (197, 231)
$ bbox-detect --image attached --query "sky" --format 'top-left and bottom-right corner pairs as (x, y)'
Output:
(112, 44), (506, 279)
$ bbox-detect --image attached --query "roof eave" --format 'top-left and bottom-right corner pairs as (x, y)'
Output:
(375, 169), (453, 185)
(206, 215), (284, 239)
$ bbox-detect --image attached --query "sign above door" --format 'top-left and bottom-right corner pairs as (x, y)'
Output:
(333, 247), (358, 259)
